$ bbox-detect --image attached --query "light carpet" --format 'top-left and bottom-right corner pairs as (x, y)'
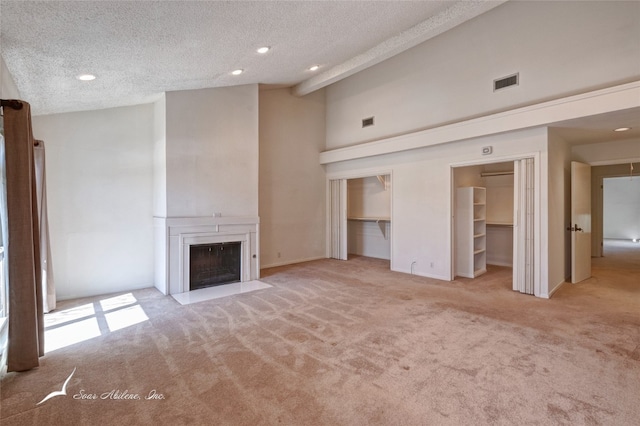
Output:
(1, 247), (638, 425)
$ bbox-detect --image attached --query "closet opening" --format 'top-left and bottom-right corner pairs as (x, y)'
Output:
(329, 174), (391, 267)
(454, 162), (514, 277)
(452, 158), (537, 295)
(347, 175), (391, 261)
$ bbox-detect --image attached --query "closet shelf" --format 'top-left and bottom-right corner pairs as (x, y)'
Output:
(348, 216), (390, 240)
(486, 222), (514, 227)
(347, 217), (390, 223)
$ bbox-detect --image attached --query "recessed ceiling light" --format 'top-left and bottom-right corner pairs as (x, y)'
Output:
(309, 65), (319, 71)
(77, 74), (96, 81)
(231, 69), (244, 76)
(614, 127), (631, 132)
(257, 46), (270, 54)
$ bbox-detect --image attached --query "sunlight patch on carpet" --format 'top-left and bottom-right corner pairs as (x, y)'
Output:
(171, 280), (272, 305)
(44, 292), (149, 353)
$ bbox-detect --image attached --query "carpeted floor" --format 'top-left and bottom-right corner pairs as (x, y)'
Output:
(1, 241), (639, 425)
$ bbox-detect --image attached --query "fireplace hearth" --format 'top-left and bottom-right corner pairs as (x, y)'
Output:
(190, 242), (241, 290)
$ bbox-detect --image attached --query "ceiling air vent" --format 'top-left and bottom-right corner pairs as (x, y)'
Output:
(494, 73), (519, 91)
(362, 117), (375, 128)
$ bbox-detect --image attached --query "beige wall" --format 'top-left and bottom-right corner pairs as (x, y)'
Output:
(258, 87), (326, 268)
(547, 130), (572, 292)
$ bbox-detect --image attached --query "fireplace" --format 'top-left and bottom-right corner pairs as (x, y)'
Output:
(154, 216), (260, 295)
(190, 242), (241, 290)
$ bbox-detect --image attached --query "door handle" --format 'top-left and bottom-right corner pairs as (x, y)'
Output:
(566, 224), (583, 232)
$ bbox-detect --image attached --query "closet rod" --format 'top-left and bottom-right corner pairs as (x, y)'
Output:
(0, 99), (24, 110)
(481, 171), (514, 177)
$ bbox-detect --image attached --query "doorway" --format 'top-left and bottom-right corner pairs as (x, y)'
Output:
(591, 163), (640, 258)
(602, 173), (640, 259)
(453, 161), (514, 272)
(452, 157), (538, 295)
(346, 176), (391, 260)
(329, 172), (392, 266)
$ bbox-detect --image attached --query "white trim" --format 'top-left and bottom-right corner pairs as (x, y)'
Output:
(320, 81), (640, 164)
(547, 279), (566, 298)
(586, 157), (640, 167)
(260, 256), (327, 269)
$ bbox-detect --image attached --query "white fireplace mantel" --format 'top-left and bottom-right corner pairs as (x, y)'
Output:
(154, 216), (260, 295)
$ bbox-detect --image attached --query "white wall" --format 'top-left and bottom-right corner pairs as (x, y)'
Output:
(326, 0), (640, 149)
(0, 56), (20, 99)
(454, 165), (483, 189)
(165, 85), (259, 217)
(347, 176), (390, 218)
(327, 127), (549, 294)
(32, 104), (155, 300)
(258, 87), (326, 267)
(153, 95), (167, 217)
(603, 176), (640, 240)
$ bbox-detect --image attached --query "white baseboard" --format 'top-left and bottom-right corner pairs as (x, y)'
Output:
(547, 279), (566, 298)
(260, 256), (326, 269)
(487, 261), (513, 267)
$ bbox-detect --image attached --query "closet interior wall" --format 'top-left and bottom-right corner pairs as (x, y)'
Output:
(454, 162), (514, 272)
(347, 176), (390, 260)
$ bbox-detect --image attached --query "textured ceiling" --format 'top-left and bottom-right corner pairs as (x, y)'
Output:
(0, 0), (504, 115)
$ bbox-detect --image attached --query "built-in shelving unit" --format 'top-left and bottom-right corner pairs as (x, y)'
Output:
(456, 187), (487, 278)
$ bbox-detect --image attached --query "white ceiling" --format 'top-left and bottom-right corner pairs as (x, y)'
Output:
(0, 0), (504, 116)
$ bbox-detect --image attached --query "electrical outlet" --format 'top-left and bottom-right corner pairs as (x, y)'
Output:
(430, 262), (434, 268)
(277, 252), (281, 258)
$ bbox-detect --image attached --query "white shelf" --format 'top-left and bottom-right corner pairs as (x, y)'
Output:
(347, 217), (390, 240)
(347, 217), (390, 222)
(455, 187), (487, 279)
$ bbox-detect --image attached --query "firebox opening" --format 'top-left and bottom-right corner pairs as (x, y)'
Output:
(189, 241), (241, 291)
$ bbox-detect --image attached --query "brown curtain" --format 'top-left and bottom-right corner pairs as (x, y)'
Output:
(3, 100), (44, 371)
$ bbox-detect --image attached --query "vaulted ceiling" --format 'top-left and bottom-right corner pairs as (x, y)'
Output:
(0, 0), (504, 115)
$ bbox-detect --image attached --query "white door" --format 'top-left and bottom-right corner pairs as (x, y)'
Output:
(571, 161), (592, 283)
(329, 179), (348, 260)
(513, 158), (535, 294)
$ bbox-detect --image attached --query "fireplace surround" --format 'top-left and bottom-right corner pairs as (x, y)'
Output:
(154, 216), (260, 295)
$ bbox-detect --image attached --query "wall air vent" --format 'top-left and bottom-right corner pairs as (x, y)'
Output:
(493, 73), (519, 91)
(362, 117), (375, 128)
